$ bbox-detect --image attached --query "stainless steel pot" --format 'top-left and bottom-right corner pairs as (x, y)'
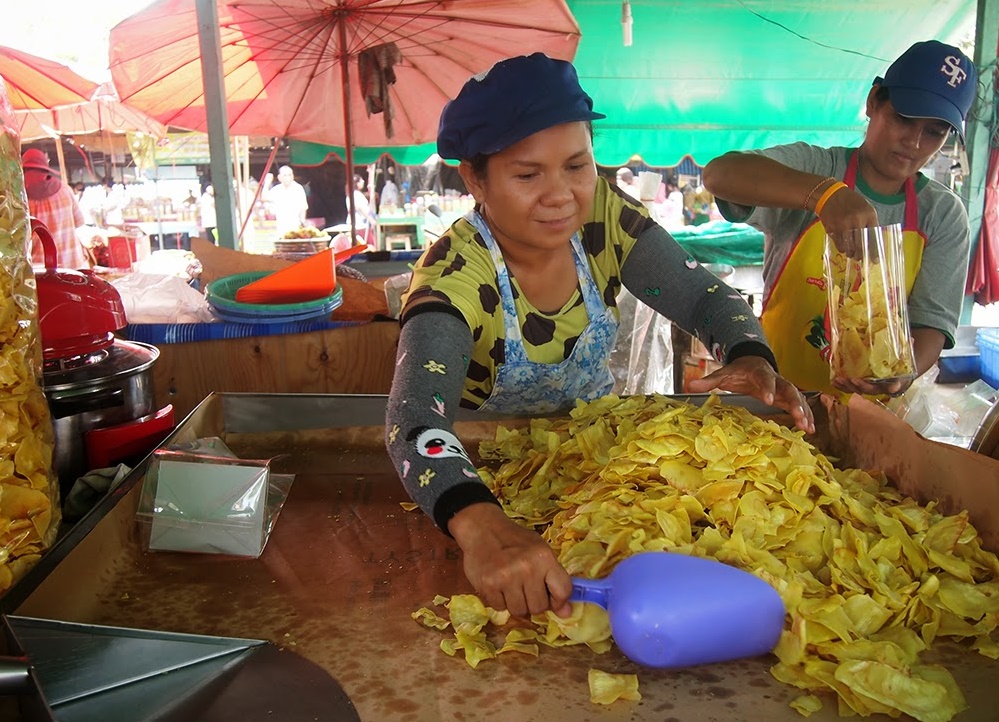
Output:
(42, 339), (160, 494)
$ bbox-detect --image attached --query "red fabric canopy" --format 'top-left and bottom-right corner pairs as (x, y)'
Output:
(966, 146), (999, 307)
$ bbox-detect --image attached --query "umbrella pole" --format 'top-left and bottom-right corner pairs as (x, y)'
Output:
(338, 20), (359, 248)
(53, 139), (68, 184)
(237, 140), (279, 246)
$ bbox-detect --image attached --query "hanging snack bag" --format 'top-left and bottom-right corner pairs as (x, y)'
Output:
(0, 77), (61, 596)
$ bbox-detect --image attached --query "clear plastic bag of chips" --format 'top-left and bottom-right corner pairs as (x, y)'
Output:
(0, 78), (61, 596)
(823, 223), (916, 387)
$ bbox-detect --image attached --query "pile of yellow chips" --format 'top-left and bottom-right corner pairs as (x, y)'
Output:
(412, 394), (999, 720)
(828, 264), (915, 381)
(0, 125), (60, 596)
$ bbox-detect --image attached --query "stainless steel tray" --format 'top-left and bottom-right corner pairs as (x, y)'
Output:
(5, 393), (997, 721)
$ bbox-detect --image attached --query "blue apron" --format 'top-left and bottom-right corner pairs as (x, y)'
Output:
(468, 212), (619, 415)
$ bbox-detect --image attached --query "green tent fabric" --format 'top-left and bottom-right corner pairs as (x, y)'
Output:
(290, 140), (442, 166)
(570, 0), (975, 166)
(670, 220), (765, 266)
(290, 1), (975, 168)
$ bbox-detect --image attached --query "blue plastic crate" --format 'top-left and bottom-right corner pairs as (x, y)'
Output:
(978, 328), (999, 389)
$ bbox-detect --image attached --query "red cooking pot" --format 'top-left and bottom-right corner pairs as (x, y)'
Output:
(32, 218), (127, 361)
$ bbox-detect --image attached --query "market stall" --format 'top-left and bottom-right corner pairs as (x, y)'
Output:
(3, 392), (998, 721)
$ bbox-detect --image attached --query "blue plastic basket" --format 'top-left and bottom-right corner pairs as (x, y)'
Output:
(978, 328), (999, 389)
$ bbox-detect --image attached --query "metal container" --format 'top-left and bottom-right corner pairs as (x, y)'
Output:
(41, 339), (159, 493)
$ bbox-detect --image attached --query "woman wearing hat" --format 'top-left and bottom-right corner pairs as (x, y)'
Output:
(703, 40), (978, 397)
(385, 53), (813, 618)
(22, 148), (87, 270)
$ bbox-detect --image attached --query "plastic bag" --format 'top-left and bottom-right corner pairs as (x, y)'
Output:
(135, 438), (294, 558)
(823, 224), (916, 386)
(610, 288), (674, 395)
(0, 79), (61, 596)
(111, 272), (216, 324)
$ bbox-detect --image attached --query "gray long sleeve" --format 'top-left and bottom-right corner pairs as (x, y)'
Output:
(384, 306), (500, 534)
(621, 225), (777, 369)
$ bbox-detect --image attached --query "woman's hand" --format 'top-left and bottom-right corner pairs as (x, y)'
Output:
(448, 502), (574, 618)
(686, 355), (815, 434)
(819, 188), (880, 258)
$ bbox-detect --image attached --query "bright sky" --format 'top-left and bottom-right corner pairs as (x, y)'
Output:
(0, 0), (158, 82)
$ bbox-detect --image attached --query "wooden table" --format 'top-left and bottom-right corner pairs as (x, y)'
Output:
(150, 321), (400, 421)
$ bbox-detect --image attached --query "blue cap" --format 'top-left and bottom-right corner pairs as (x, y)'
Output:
(875, 40), (977, 142)
(437, 53), (605, 160)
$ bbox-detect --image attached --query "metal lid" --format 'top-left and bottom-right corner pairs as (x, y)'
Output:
(42, 339), (159, 393)
(969, 398), (999, 460)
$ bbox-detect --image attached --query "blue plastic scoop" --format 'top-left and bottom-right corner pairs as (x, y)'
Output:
(569, 551), (786, 668)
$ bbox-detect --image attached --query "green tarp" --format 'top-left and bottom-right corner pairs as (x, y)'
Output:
(290, 1), (976, 168)
(671, 220), (765, 266)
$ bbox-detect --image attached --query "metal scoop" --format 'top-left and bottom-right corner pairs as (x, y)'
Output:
(569, 551), (786, 668)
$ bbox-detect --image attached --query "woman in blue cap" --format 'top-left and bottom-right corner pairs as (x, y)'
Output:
(385, 53), (813, 618)
(703, 40), (978, 398)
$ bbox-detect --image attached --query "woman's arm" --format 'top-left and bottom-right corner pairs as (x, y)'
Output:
(385, 306), (498, 530)
(620, 225), (813, 433)
(385, 305), (573, 617)
(703, 151), (878, 238)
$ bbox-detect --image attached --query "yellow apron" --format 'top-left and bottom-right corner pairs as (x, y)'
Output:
(761, 151), (925, 393)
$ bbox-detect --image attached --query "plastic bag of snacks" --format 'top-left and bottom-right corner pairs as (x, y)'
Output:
(823, 223), (916, 387)
(0, 77), (61, 596)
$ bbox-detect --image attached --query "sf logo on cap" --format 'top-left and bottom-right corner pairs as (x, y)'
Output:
(940, 55), (968, 87)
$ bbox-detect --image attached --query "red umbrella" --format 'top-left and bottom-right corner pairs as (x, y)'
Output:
(966, 146), (999, 307)
(0, 45), (98, 111)
(108, 0), (580, 148)
(108, 0), (580, 245)
(14, 82), (168, 142)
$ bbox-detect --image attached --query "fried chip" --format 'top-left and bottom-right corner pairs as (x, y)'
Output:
(587, 668), (641, 705)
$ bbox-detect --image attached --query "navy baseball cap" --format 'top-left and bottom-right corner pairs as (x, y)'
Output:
(437, 53), (605, 160)
(874, 40), (977, 142)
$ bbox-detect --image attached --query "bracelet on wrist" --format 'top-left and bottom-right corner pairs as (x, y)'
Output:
(813, 181), (848, 216)
(803, 176), (836, 211)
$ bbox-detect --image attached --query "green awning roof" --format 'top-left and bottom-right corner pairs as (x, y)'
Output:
(291, 1), (977, 168)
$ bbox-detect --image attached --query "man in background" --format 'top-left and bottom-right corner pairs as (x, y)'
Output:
(22, 149), (87, 269)
(265, 165), (309, 236)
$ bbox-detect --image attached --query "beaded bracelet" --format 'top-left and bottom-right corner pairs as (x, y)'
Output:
(803, 177), (836, 211)
(813, 181), (848, 216)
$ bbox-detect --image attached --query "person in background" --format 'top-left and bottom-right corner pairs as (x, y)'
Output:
(199, 184), (217, 242)
(265, 165), (309, 236)
(350, 173), (377, 244)
(615, 167), (640, 200)
(703, 40), (978, 396)
(385, 53), (813, 620)
(380, 173), (401, 214)
(22, 149), (87, 269)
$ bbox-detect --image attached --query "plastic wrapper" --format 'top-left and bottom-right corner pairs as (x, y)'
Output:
(887, 365), (999, 446)
(135, 438), (293, 557)
(0, 78), (61, 596)
(609, 288), (673, 395)
(823, 224), (916, 386)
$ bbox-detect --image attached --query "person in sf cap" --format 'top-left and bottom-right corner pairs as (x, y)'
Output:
(703, 40), (978, 397)
(22, 148), (87, 269)
(384, 53), (814, 619)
